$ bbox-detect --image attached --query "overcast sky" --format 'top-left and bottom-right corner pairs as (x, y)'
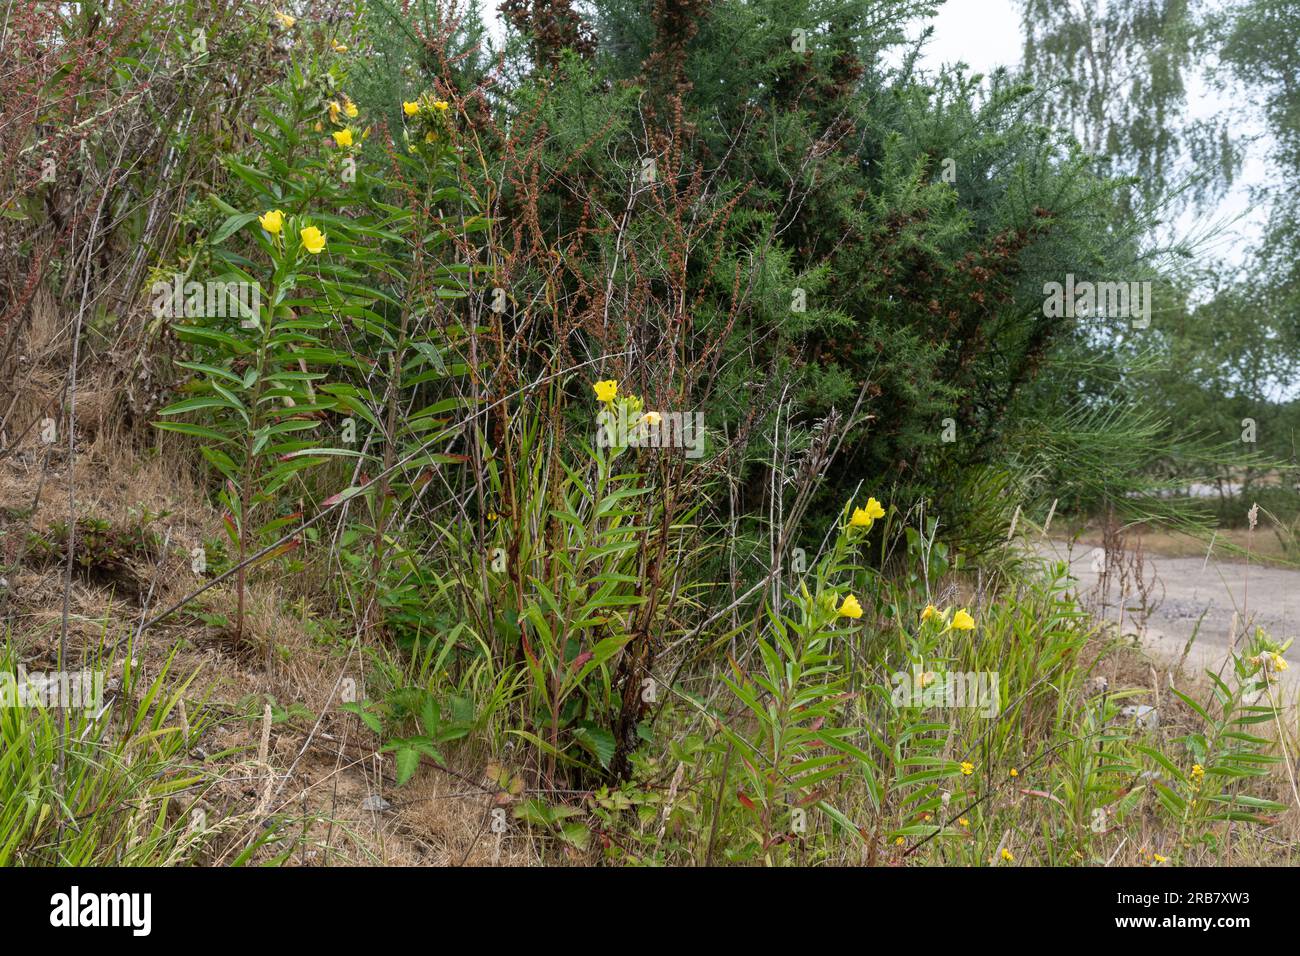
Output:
(899, 0), (1270, 273)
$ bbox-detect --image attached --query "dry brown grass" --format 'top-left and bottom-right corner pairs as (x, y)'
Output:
(0, 380), (533, 867)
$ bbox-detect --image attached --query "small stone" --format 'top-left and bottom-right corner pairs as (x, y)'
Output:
(360, 794), (391, 812)
(1120, 704), (1159, 730)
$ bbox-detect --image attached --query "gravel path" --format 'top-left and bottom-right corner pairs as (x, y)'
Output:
(1031, 539), (1299, 692)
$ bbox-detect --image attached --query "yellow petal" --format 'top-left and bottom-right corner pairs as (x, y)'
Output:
(849, 506), (873, 528)
(949, 608), (975, 631)
(299, 226), (326, 254)
(258, 209), (284, 235)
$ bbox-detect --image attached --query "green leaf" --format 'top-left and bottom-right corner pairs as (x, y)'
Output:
(211, 211), (261, 246)
(341, 702), (383, 734)
(572, 724), (616, 769)
(394, 747), (420, 786)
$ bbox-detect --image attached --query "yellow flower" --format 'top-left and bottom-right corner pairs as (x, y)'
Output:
(328, 100), (342, 124)
(1009, 768), (1018, 778)
(1272, 653), (1288, 671)
(1190, 763), (1205, 779)
(894, 836), (904, 846)
(920, 604), (940, 623)
(960, 761), (974, 776)
(958, 817), (969, 827)
(258, 209), (284, 235)
(1000, 847), (1014, 862)
(274, 11), (296, 29)
(433, 100), (450, 111)
(331, 39), (348, 52)
(403, 100), (420, 116)
(344, 99), (358, 118)
(299, 225), (326, 255)
(949, 608), (975, 631)
(642, 411), (662, 427)
(849, 507), (874, 528)
(1153, 853), (1167, 863)
(837, 594), (863, 619)
(425, 130), (438, 143)
(863, 497), (885, 520)
(332, 128), (353, 148)
(593, 379), (618, 403)
(314, 120), (323, 132)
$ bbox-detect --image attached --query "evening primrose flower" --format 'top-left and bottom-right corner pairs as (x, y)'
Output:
(274, 11), (296, 29)
(343, 99), (358, 118)
(960, 761), (974, 776)
(1272, 653), (1288, 672)
(1000, 848), (1014, 863)
(328, 100), (342, 124)
(949, 608), (975, 631)
(433, 100), (450, 111)
(299, 226), (326, 254)
(1153, 853), (1167, 863)
(849, 497), (885, 528)
(332, 128), (354, 148)
(331, 39), (348, 52)
(921, 604), (940, 623)
(593, 380), (618, 403)
(1009, 768), (1019, 778)
(425, 130), (438, 143)
(837, 594), (864, 619)
(403, 100), (420, 116)
(258, 209), (284, 235)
